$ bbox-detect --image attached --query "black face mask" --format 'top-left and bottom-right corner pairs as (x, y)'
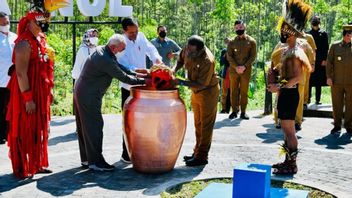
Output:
(311, 21), (320, 27)
(280, 33), (289, 43)
(159, 31), (166, 38)
(236, 30), (245, 36)
(38, 22), (49, 33)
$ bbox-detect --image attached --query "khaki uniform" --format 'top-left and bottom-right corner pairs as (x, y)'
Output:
(294, 38), (315, 125)
(227, 35), (257, 113)
(327, 40), (352, 129)
(178, 47), (220, 160)
(303, 34), (317, 104)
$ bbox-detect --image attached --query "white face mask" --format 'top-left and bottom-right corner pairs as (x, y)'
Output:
(115, 51), (125, 60)
(0, 25), (10, 33)
(89, 37), (99, 46)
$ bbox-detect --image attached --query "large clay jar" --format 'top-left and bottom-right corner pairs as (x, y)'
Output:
(123, 86), (187, 174)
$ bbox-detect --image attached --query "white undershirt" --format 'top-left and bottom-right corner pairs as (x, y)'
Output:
(117, 32), (162, 90)
(0, 31), (17, 87)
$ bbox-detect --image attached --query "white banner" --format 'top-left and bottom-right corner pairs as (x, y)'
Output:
(0, 0), (11, 15)
(109, 0), (133, 17)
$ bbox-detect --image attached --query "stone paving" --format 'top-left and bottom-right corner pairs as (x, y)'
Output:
(1, 111), (351, 197)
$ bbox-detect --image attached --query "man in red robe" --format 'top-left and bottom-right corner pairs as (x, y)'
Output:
(6, 0), (68, 179)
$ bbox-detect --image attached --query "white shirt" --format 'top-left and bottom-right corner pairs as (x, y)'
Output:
(117, 32), (162, 90)
(71, 44), (96, 80)
(0, 31), (17, 87)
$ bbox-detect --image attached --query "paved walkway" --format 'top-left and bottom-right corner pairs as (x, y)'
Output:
(1, 111), (351, 197)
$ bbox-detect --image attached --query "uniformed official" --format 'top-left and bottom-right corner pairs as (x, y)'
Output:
(226, 20), (257, 120)
(327, 23), (352, 135)
(173, 35), (220, 166)
(303, 33), (317, 108)
(295, 34), (315, 131)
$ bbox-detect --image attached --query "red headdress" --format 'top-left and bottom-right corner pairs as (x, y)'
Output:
(150, 65), (175, 90)
(18, 0), (69, 35)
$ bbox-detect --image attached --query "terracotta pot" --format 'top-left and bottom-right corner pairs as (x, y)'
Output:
(123, 86), (187, 173)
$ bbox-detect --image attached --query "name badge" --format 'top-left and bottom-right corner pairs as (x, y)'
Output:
(337, 56), (342, 61)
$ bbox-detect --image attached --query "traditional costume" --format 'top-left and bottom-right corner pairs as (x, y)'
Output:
(6, 0), (68, 178)
(269, 0), (312, 175)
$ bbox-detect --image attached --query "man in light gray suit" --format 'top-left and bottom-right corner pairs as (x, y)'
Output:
(74, 34), (149, 171)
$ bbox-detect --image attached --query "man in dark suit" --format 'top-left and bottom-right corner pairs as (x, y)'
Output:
(307, 16), (329, 105)
(74, 34), (149, 171)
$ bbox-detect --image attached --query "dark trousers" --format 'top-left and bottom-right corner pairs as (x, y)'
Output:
(73, 98), (86, 163)
(75, 94), (105, 164)
(0, 88), (9, 141)
(309, 85), (322, 104)
(121, 87), (130, 159)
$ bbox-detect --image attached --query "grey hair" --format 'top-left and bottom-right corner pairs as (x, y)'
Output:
(107, 34), (125, 47)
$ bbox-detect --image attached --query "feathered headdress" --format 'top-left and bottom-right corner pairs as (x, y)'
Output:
(24, 0), (69, 21)
(277, 0), (312, 37)
(18, 0), (69, 34)
(26, 0), (70, 12)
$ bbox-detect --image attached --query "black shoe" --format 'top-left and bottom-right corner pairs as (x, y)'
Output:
(346, 128), (352, 135)
(120, 154), (131, 164)
(185, 158), (208, 167)
(81, 161), (89, 169)
(275, 123), (281, 129)
(89, 161), (115, 172)
(183, 154), (194, 161)
(295, 123), (302, 131)
(229, 112), (238, 119)
(315, 102), (322, 105)
(240, 113), (249, 120)
(37, 168), (53, 174)
(0, 139), (6, 144)
(303, 104), (308, 110)
(330, 126), (341, 134)
(220, 109), (227, 114)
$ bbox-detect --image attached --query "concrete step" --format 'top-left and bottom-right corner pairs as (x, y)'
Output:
(303, 104), (332, 118)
